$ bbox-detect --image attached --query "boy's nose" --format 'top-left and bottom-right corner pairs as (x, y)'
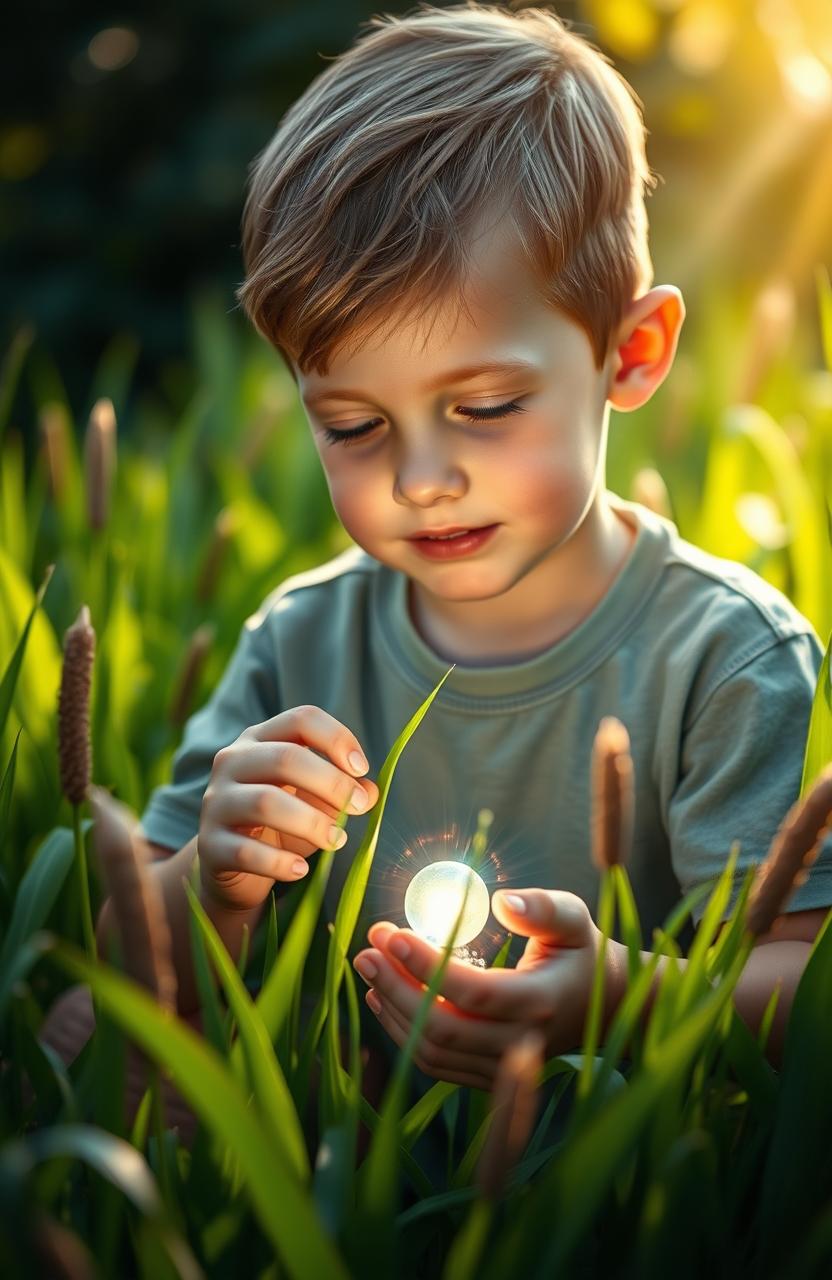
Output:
(394, 445), (465, 504)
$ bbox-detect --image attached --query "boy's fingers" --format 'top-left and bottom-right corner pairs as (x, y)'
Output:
(367, 992), (495, 1089)
(354, 949), (519, 1055)
(247, 708), (369, 784)
(368, 927), (552, 1021)
(492, 888), (591, 946)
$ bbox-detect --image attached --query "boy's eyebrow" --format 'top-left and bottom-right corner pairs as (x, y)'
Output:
(302, 359), (538, 408)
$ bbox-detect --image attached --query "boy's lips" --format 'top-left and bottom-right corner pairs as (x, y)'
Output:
(407, 523), (496, 539)
(407, 523), (500, 559)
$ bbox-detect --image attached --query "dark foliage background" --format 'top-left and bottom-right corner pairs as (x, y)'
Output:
(4, 1), (832, 436)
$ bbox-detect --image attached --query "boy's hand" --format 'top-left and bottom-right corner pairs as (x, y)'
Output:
(353, 889), (617, 1089)
(197, 706), (378, 912)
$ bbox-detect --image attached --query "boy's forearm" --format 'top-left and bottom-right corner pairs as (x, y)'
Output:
(601, 938), (811, 1070)
(94, 836), (267, 1017)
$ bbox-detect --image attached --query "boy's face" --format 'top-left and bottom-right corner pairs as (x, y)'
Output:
(294, 221), (682, 662)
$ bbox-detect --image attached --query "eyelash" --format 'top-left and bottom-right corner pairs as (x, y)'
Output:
(321, 399), (527, 447)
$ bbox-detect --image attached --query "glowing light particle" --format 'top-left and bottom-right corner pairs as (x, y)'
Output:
(404, 860), (490, 947)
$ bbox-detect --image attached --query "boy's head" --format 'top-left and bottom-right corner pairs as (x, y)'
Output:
(236, 3), (684, 653)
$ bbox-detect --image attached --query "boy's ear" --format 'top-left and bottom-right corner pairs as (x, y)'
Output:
(606, 285), (685, 412)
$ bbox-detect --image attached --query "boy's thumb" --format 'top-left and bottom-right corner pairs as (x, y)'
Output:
(492, 888), (590, 947)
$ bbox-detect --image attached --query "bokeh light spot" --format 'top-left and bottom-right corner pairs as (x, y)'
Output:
(88, 27), (140, 72)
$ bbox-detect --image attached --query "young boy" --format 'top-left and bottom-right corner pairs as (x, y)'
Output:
(102, 3), (832, 1088)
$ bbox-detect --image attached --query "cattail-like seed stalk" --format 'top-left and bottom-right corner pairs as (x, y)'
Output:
(89, 785), (177, 1013)
(735, 277), (795, 405)
(39, 402), (70, 504)
(83, 397), (117, 532)
(58, 604), (97, 960)
(58, 605), (95, 806)
(168, 622), (216, 728)
(591, 717), (634, 871)
(196, 508), (236, 603)
(746, 764), (832, 938)
(476, 1028), (544, 1201)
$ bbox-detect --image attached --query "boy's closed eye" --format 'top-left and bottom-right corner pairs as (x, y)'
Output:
(320, 398), (528, 446)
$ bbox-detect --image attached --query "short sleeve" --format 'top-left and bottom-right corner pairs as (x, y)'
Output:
(138, 613), (280, 852)
(668, 632), (832, 926)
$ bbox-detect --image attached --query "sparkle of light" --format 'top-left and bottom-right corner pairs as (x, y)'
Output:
(404, 860), (490, 947)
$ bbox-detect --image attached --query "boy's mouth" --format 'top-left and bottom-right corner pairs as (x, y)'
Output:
(407, 524), (501, 559)
(408, 524), (494, 541)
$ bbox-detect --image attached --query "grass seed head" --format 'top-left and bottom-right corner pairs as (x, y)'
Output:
(89, 784), (178, 1013)
(735, 276), (796, 404)
(39, 402), (70, 504)
(83, 397), (117, 531)
(57, 605), (95, 806)
(476, 1028), (544, 1201)
(591, 716), (635, 871)
(746, 764), (832, 937)
(196, 507), (237, 603)
(168, 622), (216, 727)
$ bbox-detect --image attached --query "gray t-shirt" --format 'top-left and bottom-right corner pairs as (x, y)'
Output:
(139, 490), (832, 959)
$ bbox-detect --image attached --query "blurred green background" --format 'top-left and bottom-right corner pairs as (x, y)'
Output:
(4, 0), (832, 426)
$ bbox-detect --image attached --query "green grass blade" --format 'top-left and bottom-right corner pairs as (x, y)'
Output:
(486, 949), (749, 1280)
(0, 726), (22, 917)
(185, 862), (230, 1058)
(235, 921), (250, 979)
(490, 933), (512, 969)
(703, 863), (757, 982)
(441, 1200), (493, 1280)
(577, 869), (615, 1100)
(13, 1124), (202, 1280)
(302, 665), (456, 1076)
(262, 889), (279, 986)
(401, 1081), (458, 1149)
(232, 845), (334, 1084)
(799, 630), (832, 798)
(451, 1109), (493, 1189)
(0, 826), (83, 1023)
(725, 403), (825, 625)
(757, 908), (832, 1268)
(356, 1095), (435, 1198)
(315, 959), (362, 1238)
(47, 937), (349, 1280)
(0, 562), (54, 743)
(183, 879), (308, 1182)
(673, 842), (740, 1020)
(357, 868), (474, 1273)
(612, 864), (643, 971)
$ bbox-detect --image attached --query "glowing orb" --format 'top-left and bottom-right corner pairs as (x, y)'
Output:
(404, 860), (490, 947)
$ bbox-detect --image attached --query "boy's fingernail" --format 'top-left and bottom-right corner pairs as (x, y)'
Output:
(354, 956), (377, 982)
(348, 750), (369, 774)
(292, 860), (309, 877)
(502, 893), (527, 915)
(367, 990), (382, 1015)
(350, 785), (369, 811)
(389, 937), (410, 961)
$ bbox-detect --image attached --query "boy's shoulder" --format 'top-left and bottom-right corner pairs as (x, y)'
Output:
(624, 496), (823, 719)
(247, 543), (380, 630)
(642, 499), (814, 650)
(656, 513), (813, 646)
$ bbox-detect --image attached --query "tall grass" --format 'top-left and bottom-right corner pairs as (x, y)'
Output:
(1, 271), (831, 1277)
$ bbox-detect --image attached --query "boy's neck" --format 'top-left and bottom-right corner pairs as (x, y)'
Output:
(406, 491), (637, 668)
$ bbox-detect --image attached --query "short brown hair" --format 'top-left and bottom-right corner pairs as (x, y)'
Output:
(236, 2), (657, 376)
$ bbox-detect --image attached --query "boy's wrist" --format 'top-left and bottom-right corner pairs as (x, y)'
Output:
(196, 871), (268, 921)
(600, 937), (630, 1041)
